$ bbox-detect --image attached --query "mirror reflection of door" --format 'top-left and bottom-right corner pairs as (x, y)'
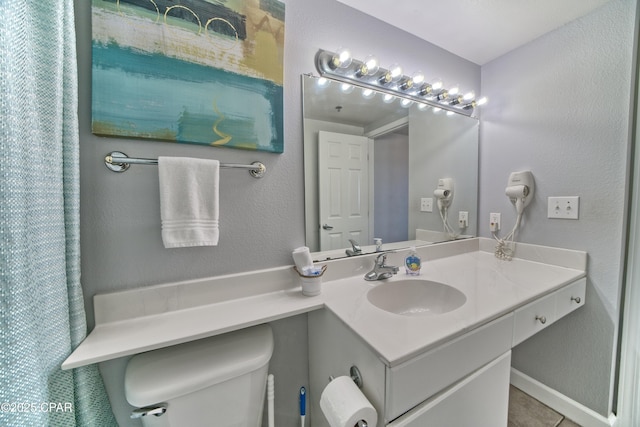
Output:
(318, 131), (372, 251)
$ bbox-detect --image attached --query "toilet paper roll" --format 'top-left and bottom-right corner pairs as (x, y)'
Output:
(320, 376), (377, 427)
(292, 246), (314, 271)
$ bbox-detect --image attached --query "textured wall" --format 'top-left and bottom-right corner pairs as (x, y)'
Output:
(479, 0), (637, 415)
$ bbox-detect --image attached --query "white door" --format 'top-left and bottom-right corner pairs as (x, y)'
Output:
(318, 131), (372, 251)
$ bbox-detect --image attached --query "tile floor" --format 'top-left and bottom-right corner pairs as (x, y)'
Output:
(508, 386), (581, 427)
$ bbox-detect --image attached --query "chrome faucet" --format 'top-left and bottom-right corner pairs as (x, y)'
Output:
(364, 252), (399, 281)
(345, 239), (363, 257)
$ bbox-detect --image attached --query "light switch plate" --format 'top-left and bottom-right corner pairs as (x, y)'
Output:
(548, 196), (579, 219)
(421, 198), (433, 212)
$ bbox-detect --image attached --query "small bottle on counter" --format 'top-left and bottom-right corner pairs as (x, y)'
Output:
(374, 238), (382, 252)
(405, 246), (422, 276)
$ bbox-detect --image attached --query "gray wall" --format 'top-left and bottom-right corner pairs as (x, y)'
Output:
(479, 0), (637, 416)
(74, 0), (479, 426)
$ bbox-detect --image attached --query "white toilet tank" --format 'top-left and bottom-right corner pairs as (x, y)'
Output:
(124, 324), (273, 427)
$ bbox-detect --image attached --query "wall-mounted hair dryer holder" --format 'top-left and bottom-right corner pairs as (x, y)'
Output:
(505, 171), (534, 208)
(434, 178), (454, 208)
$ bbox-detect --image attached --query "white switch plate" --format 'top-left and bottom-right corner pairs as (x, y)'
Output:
(421, 197), (433, 212)
(548, 196), (580, 219)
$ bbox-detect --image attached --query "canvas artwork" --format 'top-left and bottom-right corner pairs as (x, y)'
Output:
(91, 0), (285, 153)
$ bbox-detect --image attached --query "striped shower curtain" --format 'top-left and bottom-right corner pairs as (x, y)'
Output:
(0, 1), (117, 426)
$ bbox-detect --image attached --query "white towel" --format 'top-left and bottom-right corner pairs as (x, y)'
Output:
(158, 156), (220, 248)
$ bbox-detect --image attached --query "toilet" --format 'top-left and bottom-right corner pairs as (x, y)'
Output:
(124, 324), (274, 427)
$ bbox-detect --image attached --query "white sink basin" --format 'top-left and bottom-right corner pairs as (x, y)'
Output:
(367, 279), (466, 316)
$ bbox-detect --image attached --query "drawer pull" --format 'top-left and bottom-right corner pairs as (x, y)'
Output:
(535, 315), (547, 324)
(571, 296), (581, 304)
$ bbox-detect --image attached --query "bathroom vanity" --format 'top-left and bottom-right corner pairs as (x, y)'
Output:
(309, 276), (585, 426)
(62, 238), (586, 427)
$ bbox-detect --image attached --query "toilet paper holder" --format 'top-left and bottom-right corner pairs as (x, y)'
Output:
(329, 365), (363, 389)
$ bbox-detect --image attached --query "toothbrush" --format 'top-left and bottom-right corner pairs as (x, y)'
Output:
(299, 386), (306, 427)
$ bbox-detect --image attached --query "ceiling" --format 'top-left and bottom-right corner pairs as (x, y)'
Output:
(335, 0), (613, 65)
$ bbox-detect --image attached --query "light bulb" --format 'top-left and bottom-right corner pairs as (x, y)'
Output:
(412, 72), (425, 86)
(331, 47), (352, 69)
(448, 86), (459, 96)
(383, 93), (395, 103)
(433, 107), (443, 114)
(463, 91), (475, 101)
(362, 88), (375, 99)
(400, 98), (413, 108)
(418, 83), (433, 96)
(418, 103), (428, 110)
(317, 77), (329, 87)
(476, 96), (488, 106)
(431, 80), (443, 92)
(389, 64), (403, 82)
(357, 55), (379, 76)
(340, 83), (354, 93)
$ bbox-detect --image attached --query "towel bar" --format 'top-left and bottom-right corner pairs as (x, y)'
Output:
(104, 152), (266, 178)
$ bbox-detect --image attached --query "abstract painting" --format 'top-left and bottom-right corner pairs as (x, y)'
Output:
(91, 0), (285, 153)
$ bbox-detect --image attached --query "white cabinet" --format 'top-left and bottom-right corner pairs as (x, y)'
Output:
(388, 352), (511, 427)
(385, 314), (513, 421)
(512, 278), (586, 346)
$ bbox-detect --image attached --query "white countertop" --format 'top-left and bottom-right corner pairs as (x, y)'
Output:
(322, 250), (585, 366)
(62, 238), (586, 370)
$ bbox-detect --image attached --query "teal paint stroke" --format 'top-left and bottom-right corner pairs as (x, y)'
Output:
(92, 42), (284, 153)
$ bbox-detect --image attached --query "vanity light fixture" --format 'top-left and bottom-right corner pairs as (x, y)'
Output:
(315, 48), (488, 116)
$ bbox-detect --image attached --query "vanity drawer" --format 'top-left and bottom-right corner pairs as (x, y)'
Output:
(385, 313), (513, 422)
(512, 277), (586, 346)
(512, 292), (556, 346)
(555, 278), (586, 318)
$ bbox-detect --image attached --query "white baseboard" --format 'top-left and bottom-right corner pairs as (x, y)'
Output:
(510, 368), (616, 427)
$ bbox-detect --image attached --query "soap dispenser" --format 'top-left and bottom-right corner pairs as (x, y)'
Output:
(405, 246), (422, 276)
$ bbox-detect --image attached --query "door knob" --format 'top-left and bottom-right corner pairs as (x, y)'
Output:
(322, 224), (334, 230)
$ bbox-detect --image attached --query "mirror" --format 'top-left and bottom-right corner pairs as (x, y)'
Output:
(303, 74), (479, 261)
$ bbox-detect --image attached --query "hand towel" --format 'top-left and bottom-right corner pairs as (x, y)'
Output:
(158, 156), (220, 248)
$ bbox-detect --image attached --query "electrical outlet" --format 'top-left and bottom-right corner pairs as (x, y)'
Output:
(490, 212), (501, 232)
(420, 198), (433, 212)
(548, 196), (580, 219)
(459, 211), (469, 228)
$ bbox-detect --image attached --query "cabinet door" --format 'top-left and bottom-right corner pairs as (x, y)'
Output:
(387, 352), (511, 427)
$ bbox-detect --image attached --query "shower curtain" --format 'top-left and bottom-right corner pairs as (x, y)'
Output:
(0, 1), (117, 426)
